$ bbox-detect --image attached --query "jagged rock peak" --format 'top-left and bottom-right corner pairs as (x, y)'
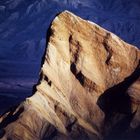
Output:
(0, 11), (140, 140)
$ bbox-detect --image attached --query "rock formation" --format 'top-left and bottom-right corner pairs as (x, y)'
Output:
(0, 11), (140, 140)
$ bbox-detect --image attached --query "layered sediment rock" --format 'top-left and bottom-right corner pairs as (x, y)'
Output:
(0, 11), (140, 140)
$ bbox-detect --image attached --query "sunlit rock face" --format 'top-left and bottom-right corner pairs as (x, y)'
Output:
(0, 11), (140, 140)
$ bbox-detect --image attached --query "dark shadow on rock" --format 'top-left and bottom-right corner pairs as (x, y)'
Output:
(129, 125), (140, 140)
(103, 116), (140, 140)
(31, 21), (54, 95)
(0, 105), (24, 138)
(31, 11), (64, 95)
(103, 114), (134, 140)
(97, 62), (140, 139)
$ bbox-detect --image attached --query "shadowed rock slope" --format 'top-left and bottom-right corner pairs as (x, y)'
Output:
(0, 11), (140, 140)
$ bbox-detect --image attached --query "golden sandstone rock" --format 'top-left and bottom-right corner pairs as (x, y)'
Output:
(0, 11), (140, 140)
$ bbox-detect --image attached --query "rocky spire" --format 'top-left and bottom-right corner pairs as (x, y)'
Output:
(0, 11), (140, 140)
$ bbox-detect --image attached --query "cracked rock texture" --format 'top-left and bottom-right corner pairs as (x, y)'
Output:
(0, 11), (140, 140)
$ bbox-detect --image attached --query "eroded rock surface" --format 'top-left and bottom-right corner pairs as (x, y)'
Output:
(0, 11), (140, 140)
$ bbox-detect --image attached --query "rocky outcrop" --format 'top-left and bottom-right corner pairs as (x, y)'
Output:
(0, 11), (140, 140)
